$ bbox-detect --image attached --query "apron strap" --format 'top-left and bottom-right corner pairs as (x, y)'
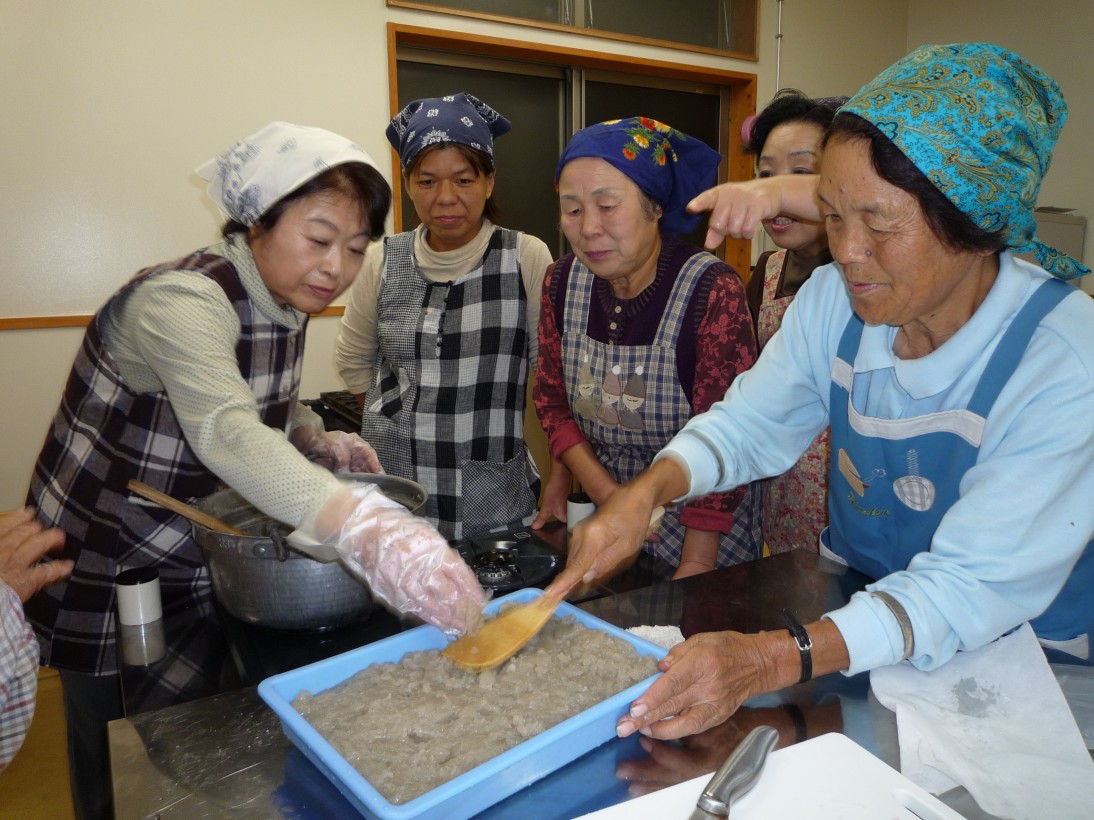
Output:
(967, 278), (1073, 417)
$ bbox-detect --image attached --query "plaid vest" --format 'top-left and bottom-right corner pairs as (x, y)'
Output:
(362, 227), (538, 540)
(25, 250), (304, 675)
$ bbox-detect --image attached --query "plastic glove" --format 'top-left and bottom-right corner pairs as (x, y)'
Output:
(293, 428), (384, 474)
(297, 483), (486, 635)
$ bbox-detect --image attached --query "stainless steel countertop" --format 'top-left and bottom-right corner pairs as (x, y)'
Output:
(108, 552), (1091, 819)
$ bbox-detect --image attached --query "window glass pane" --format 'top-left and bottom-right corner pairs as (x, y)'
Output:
(586, 0), (724, 51)
(409, 0), (563, 24)
(390, 0), (757, 57)
(395, 60), (567, 257)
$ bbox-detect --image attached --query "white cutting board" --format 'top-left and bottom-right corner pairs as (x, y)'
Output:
(577, 733), (965, 820)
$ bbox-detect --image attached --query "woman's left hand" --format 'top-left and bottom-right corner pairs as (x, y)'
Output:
(294, 428), (383, 473)
(616, 630), (785, 741)
(532, 460), (572, 529)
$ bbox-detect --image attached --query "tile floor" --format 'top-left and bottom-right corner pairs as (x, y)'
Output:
(0, 667), (74, 818)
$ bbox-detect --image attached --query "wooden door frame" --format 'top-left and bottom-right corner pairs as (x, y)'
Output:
(386, 23), (757, 275)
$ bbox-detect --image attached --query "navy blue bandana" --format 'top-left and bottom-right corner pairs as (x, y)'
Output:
(386, 92), (511, 169)
(556, 117), (722, 235)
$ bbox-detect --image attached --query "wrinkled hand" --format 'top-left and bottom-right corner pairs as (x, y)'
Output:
(688, 176), (820, 251)
(546, 484), (654, 597)
(294, 428), (384, 474)
(616, 630), (784, 741)
(0, 507), (72, 603)
(303, 484), (485, 635)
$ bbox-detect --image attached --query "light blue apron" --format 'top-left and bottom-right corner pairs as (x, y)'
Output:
(825, 278), (1094, 645)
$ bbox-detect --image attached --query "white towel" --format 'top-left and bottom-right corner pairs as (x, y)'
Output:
(870, 623), (1094, 820)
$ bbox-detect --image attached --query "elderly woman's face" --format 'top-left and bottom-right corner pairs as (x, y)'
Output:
(558, 157), (661, 286)
(250, 191), (369, 313)
(818, 137), (996, 334)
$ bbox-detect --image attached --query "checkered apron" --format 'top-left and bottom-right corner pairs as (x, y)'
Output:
(25, 252), (303, 682)
(559, 253), (762, 569)
(362, 228), (538, 540)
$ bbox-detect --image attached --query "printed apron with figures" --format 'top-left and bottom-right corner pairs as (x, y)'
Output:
(560, 255), (762, 570)
(756, 249), (830, 553)
(825, 278), (1094, 651)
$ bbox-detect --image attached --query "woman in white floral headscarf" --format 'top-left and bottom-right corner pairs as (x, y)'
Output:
(26, 122), (485, 820)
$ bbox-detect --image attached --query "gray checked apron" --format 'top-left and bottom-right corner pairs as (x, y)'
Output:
(363, 227), (539, 540)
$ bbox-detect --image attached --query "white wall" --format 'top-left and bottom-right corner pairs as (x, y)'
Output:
(0, 0), (769, 508)
(907, 0), (1094, 280)
(765, 0), (910, 101)
(13, 0), (1070, 510)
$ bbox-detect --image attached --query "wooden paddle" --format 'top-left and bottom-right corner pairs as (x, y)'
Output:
(127, 479), (247, 536)
(442, 506), (665, 671)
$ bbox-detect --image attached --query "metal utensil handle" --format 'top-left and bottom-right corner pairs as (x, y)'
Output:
(697, 725), (779, 815)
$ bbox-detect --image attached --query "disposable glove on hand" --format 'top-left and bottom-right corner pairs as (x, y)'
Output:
(293, 428), (384, 474)
(299, 483), (486, 635)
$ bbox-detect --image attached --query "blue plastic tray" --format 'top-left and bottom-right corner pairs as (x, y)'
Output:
(258, 587), (666, 820)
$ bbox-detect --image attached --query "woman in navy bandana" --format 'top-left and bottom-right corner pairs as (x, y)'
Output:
(550, 44), (1094, 741)
(337, 93), (554, 540)
(534, 117), (763, 579)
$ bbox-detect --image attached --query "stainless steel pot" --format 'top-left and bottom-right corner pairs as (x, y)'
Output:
(192, 474), (427, 631)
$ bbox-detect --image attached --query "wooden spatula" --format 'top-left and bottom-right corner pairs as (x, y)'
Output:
(127, 479), (247, 536)
(442, 506), (665, 672)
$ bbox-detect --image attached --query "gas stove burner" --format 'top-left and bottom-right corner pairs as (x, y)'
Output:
(451, 530), (562, 594)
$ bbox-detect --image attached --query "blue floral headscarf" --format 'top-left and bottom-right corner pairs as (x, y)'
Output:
(841, 43), (1088, 279)
(386, 92), (511, 170)
(555, 117), (722, 235)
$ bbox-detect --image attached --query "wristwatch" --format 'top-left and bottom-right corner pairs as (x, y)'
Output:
(782, 608), (813, 683)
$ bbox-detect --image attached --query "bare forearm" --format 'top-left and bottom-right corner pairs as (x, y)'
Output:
(560, 442), (617, 504)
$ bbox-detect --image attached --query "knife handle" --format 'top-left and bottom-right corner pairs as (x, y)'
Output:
(696, 725), (779, 816)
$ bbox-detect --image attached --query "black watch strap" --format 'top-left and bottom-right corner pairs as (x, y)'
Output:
(782, 608), (813, 683)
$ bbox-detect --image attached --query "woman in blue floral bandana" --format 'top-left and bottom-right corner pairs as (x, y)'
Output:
(337, 93), (554, 540)
(549, 44), (1094, 741)
(534, 117), (763, 580)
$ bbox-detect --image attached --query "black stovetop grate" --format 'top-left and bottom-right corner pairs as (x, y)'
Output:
(317, 390), (364, 430)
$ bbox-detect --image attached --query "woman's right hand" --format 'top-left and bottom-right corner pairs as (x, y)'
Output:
(299, 484), (486, 635)
(688, 175), (821, 250)
(546, 481), (656, 595)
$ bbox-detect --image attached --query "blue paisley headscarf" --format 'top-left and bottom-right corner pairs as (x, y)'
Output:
(556, 117), (722, 235)
(386, 92), (511, 170)
(841, 43), (1088, 279)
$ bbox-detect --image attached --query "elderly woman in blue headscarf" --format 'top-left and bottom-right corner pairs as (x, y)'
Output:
(336, 92), (553, 540)
(548, 44), (1094, 739)
(533, 117), (763, 580)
